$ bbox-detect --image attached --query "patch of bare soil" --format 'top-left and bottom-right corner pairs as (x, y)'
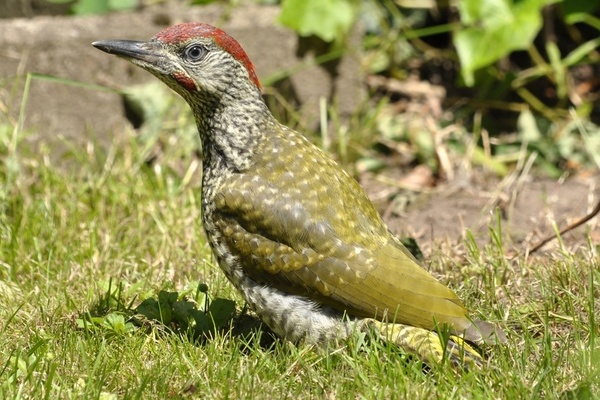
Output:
(361, 170), (599, 256)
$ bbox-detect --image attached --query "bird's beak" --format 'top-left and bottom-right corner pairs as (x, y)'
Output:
(92, 40), (165, 66)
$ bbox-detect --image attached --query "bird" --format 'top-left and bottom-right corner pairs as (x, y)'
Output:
(93, 22), (505, 369)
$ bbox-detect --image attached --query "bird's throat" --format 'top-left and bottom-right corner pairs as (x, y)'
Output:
(197, 100), (272, 173)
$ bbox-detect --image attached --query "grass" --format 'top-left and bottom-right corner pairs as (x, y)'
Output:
(1, 95), (599, 399)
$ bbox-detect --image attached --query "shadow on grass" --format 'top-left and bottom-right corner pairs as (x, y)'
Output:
(77, 279), (278, 351)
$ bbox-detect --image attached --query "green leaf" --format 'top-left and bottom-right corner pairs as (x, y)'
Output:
(172, 300), (196, 325)
(107, 0), (137, 11)
(157, 290), (178, 305)
(136, 298), (160, 318)
(72, 0), (110, 15)
(190, 310), (213, 334)
(68, 0), (137, 14)
(454, 0), (557, 86)
(102, 313), (135, 334)
(279, 0), (359, 42)
(208, 298), (236, 329)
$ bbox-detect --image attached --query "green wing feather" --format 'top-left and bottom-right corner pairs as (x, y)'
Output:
(213, 127), (500, 343)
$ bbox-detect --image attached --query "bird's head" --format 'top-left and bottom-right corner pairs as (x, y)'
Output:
(93, 23), (262, 104)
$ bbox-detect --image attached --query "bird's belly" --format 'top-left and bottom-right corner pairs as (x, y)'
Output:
(233, 269), (353, 343)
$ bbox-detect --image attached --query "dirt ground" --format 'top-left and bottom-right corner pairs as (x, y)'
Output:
(361, 169), (599, 256)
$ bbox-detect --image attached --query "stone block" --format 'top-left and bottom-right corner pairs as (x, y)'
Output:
(0, 2), (364, 152)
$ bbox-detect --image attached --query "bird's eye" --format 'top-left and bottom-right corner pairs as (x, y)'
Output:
(184, 45), (206, 62)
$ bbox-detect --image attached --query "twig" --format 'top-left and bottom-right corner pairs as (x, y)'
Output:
(526, 196), (600, 255)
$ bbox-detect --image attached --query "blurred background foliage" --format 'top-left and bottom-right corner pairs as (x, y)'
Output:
(37, 0), (600, 178)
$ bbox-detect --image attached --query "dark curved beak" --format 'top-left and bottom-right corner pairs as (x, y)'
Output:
(92, 40), (163, 64)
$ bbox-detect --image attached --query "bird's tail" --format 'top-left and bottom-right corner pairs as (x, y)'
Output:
(359, 319), (483, 370)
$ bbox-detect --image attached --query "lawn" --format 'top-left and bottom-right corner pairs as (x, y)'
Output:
(0, 105), (598, 399)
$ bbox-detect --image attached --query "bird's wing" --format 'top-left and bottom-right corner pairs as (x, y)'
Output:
(213, 171), (472, 333)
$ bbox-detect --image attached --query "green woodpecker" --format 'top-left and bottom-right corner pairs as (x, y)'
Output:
(93, 22), (505, 369)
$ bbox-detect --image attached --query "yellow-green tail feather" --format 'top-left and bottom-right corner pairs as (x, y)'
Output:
(359, 318), (483, 370)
